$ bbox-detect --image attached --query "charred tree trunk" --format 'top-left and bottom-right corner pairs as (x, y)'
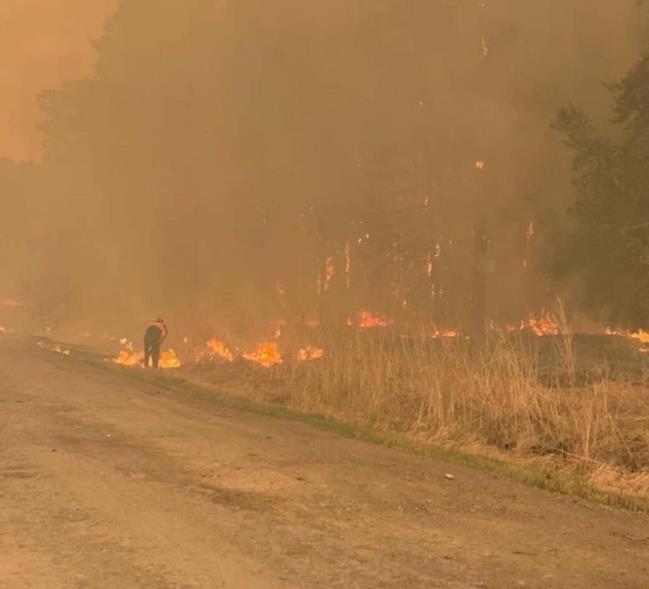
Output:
(470, 218), (489, 339)
(319, 250), (349, 335)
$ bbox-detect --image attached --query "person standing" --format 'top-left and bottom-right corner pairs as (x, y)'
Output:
(143, 318), (168, 368)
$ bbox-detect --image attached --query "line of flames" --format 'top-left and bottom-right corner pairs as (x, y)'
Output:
(112, 311), (556, 369)
(204, 338), (323, 368)
(605, 328), (649, 352)
(115, 334), (324, 370)
(109, 312), (649, 371)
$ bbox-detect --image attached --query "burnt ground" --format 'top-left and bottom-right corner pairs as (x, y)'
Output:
(1, 335), (648, 589)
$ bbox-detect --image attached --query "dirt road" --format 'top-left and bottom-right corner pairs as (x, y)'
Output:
(1, 336), (648, 588)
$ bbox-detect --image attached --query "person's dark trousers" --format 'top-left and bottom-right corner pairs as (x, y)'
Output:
(144, 339), (161, 368)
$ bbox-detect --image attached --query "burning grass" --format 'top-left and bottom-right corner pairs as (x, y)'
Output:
(114, 343), (182, 369)
(184, 326), (649, 505)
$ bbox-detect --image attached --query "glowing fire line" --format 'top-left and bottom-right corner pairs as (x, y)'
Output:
(114, 341), (181, 369)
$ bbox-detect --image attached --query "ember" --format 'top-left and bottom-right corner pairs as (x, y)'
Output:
(324, 256), (335, 291)
(297, 345), (325, 362)
(431, 328), (458, 339)
(36, 341), (71, 356)
(53, 345), (71, 357)
(526, 220), (535, 244)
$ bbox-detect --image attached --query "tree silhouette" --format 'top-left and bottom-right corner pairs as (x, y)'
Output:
(553, 54), (649, 327)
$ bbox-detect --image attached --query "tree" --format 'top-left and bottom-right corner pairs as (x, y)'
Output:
(553, 54), (649, 328)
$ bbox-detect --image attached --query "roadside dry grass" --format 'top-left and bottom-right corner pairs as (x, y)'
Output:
(184, 326), (649, 509)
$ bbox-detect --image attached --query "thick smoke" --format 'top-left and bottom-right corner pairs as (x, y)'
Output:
(1, 0), (647, 340)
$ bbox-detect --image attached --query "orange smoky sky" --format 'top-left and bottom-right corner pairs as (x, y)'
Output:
(0, 0), (117, 161)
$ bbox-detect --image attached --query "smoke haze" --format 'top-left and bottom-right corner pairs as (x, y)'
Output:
(1, 0), (647, 341)
(0, 0), (117, 160)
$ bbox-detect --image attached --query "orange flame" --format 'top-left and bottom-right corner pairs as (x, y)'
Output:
(349, 310), (393, 329)
(629, 330), (649, 344)
(160, 349), (182, 368)
(115, 349), (143, 366)
(114, 342), (181, 368)
(606, 328), (649, 346)
(243, 342), (283, 368)
(520, 313), (560, 337)
(206, 338), (235, 362)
